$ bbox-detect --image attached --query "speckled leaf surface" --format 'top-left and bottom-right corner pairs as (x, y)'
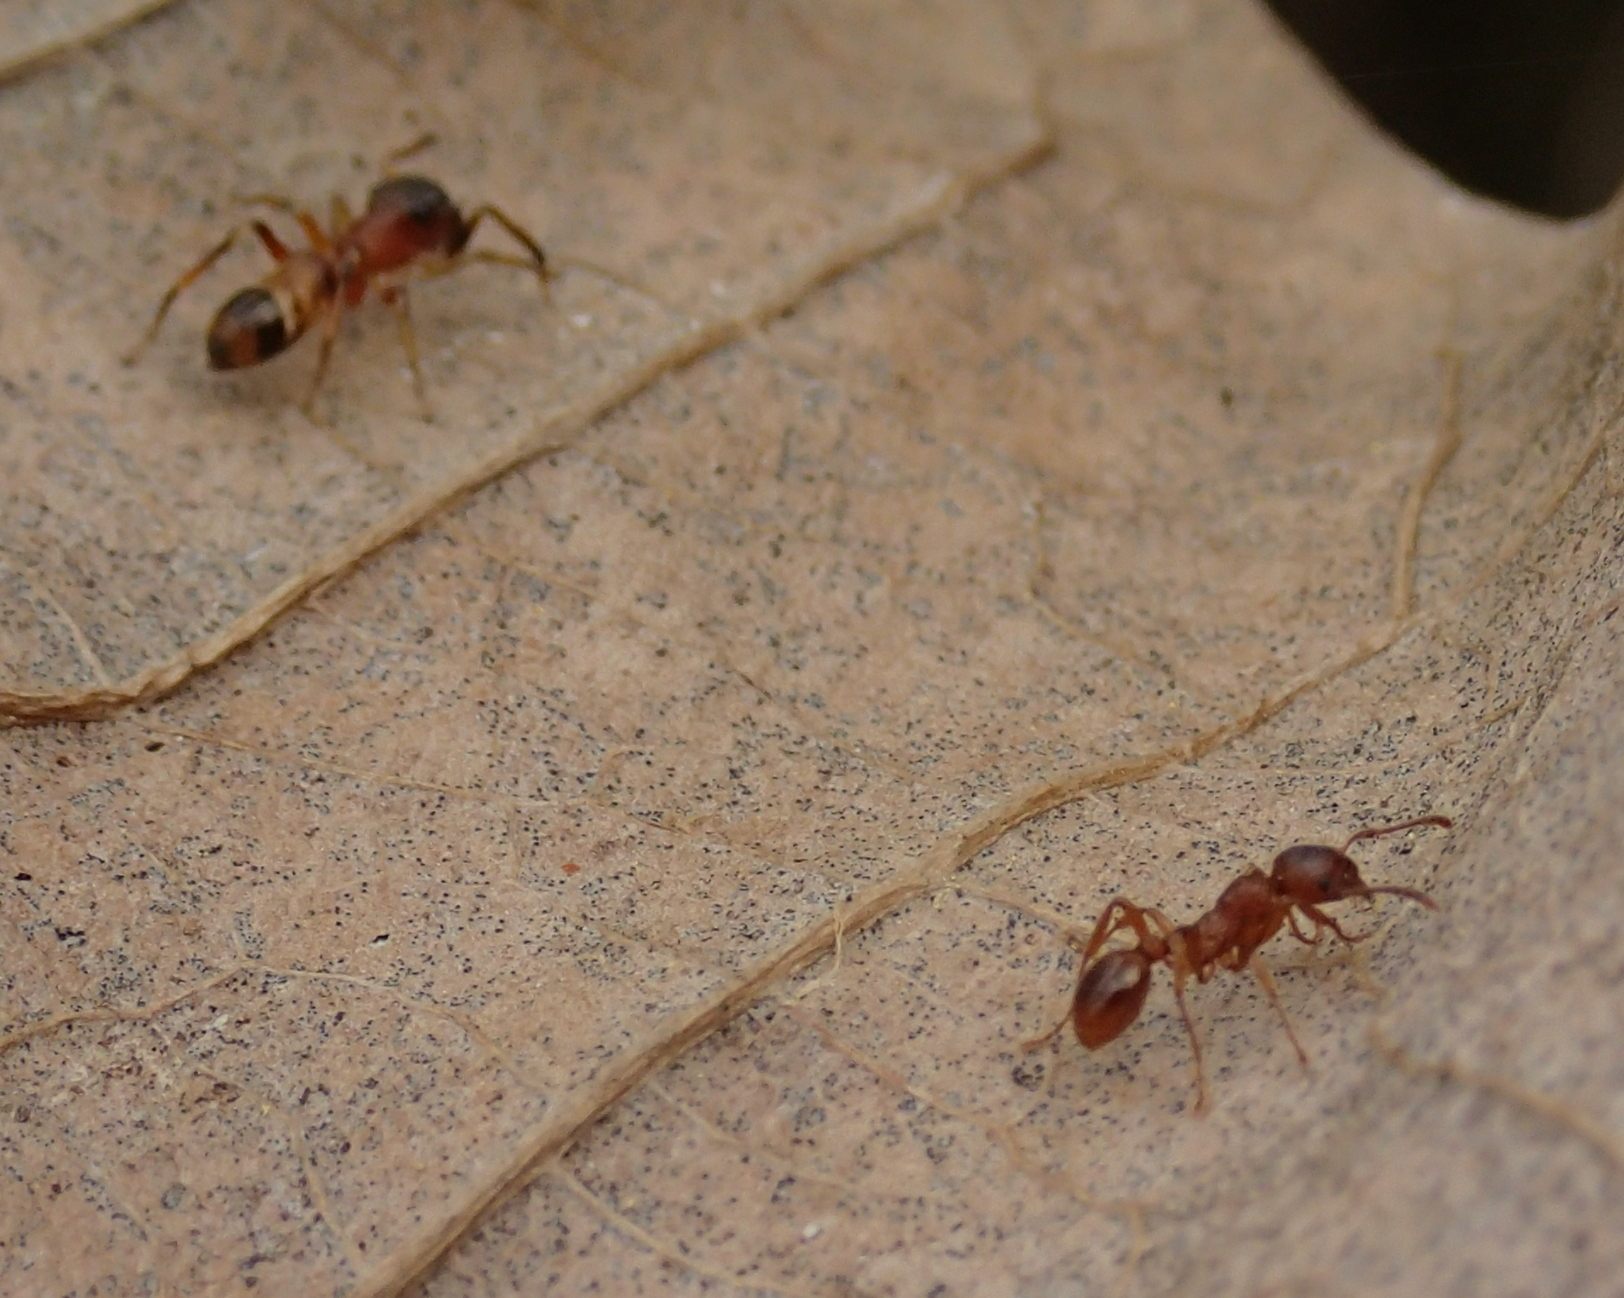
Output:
(0, 0), (1041, 716)
(2, 2), (1621, 1297)
(0, 0), (176, 83)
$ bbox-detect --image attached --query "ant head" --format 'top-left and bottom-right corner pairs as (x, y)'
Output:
(367, 175), (468, 256)
(1270, 844), (1364, 906)
(1072, 949), (1153, 1049)
(1271, 844), (1436, 911)
(207, 287), (290, 370)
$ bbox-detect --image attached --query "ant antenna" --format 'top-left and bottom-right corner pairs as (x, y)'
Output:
(382, 131), (439, 171)
(1354, 883), (1439, 910)
(1340, 815), (1452, 853)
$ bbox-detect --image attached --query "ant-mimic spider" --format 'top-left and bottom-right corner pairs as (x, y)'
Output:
(124, 151), (550, 419)
(1024, 814), (1452, 1111)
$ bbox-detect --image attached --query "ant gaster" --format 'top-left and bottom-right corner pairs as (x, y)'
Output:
(1024, 815), (1452, 1111)
(124, 169), (551, 417)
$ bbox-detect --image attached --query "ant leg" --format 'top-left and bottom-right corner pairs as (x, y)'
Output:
(232, 195), (332, 254)
(1287, 908), (1322, 945)
(1169, 971), (1210, 1113)
(1079, 899), (1136, 961)
(301, 298), (344, 416)
(441, 223), (683, 320)
(1340, 815), (1452, 852)
(331, 193), (356, 238)
(1248, 955), (1310, 1069)
(1142, 907), (1179, 942)
(546, 250), (687, 317)
(124, 221), (290, 364)
(462, 204), (551, 293)
(382, 286), (433, 421)
(457, 242), (688, 319)
(1078, 898), (1165, 962)
(1021, 1006), (1075, 1054)
(1019, 903), (1125, 1053)
(462, 251), (542, 271)
(419, 251), (555, 307)
(1299, 902), (1370, 944)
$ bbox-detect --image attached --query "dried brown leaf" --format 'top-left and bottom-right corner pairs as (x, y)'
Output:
(2, 2), (1620, 1297)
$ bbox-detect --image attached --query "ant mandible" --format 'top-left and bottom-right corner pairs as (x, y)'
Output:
(1023, 814), (1452, 1112)
(123, 167), (550, 418)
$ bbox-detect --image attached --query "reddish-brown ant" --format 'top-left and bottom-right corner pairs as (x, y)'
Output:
(1024, 814), (1452, 1111)
(123, 170), (550, 417)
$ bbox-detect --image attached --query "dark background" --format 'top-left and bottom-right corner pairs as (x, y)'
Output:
(1265, 0), (1624, 216)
